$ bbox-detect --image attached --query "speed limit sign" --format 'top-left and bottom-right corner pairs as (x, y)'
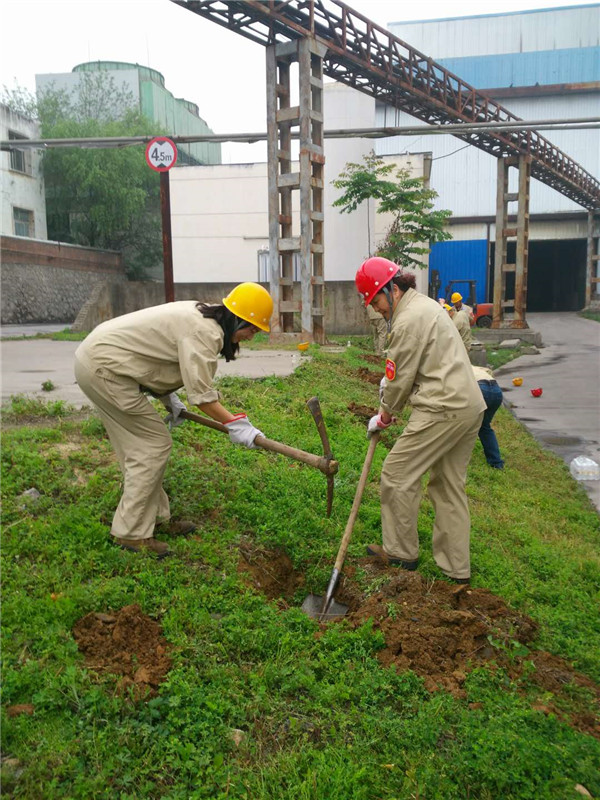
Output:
(145, 137), (178, 172)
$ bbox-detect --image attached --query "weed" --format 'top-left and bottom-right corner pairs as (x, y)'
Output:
(41, 380), (55, 392)
(3, 394), (73, 421)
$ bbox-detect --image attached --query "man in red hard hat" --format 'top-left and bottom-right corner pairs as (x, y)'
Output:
(355, 257), (485, 583)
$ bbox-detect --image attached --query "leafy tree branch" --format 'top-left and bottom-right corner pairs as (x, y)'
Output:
(332, 151), (452, 270)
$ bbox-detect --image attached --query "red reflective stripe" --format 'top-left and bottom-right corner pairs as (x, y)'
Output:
(224, 413), (247, 425)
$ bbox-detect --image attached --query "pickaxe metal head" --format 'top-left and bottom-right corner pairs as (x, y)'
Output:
(306, 396), (335, 517)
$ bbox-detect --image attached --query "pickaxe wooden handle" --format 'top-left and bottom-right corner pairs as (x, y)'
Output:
(306, 397), (335, 517)
(179, 409), (339, 476)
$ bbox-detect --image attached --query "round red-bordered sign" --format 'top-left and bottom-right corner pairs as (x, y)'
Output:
(145, 137), (178, 172)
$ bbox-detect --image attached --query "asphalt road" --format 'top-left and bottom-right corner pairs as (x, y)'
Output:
(494, 312), (600, 512)
(0, 335), (307, 408)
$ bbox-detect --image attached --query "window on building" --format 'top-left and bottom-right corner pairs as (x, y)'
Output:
(13, 207), (34, 237)
(8, 130), (31, 174)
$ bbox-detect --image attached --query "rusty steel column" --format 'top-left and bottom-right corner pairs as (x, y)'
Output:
(492, 158), (509, 327)
(265, 37), (327, 343)
(513, 155), (531, 328)
(492, 156), (530, 328)
(586, 210), (600, 309)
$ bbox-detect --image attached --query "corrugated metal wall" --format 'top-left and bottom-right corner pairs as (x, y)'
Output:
(437, 47), (600, 89)
(388, 6), (600, 58)
(429, 239), (488, 303)
(375, 91), (599, 216)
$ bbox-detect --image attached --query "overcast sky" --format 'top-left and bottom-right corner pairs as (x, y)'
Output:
(1, 0), (596, 161)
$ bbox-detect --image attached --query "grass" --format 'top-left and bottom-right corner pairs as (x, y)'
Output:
(0, 329), (88, 342)
(579, 310), (600, 323)
(2, 341), (599, 799)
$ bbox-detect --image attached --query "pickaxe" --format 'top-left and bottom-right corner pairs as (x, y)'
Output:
(178, 401), (337, 514)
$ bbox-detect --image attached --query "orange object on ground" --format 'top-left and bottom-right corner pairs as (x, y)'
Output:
(512, 377), (523, 386)
(297, 342), (310, 351)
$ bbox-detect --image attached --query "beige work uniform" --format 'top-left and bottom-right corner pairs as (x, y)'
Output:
(74, 302), (223, 541)
(380, 288), (485, 579)
(453, 308), (473, 351)
(367, 303), (388, 356)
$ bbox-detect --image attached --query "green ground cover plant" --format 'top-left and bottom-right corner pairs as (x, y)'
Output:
(2, 342), (599, 799)
(579, 310), (600, 323)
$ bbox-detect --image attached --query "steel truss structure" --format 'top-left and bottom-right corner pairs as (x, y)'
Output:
(173, 0), (599, 210)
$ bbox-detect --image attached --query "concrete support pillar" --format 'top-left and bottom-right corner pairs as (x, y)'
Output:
(586, 210), (600, 309)
(492, 155), (531, 329)
(266, 37), (327, 343)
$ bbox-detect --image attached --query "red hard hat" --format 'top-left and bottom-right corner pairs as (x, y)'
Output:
(355, 257), (399, 307)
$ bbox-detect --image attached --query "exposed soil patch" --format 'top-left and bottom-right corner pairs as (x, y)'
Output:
(237, 541), (305, 601)
(362, 354), (385, 365)
(356, 366), (384, 385)
(347, 402), (378, 422)
(238, 547), (599, 738)
(72, 604), (172, 699)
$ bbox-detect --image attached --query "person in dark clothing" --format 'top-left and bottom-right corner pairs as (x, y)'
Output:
(472, 365), (504, 469)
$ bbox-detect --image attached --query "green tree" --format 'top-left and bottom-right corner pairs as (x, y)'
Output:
(2, 75), (163, 278)
(332, 151), (452, 269)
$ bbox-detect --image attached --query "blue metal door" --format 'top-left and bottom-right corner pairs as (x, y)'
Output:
(429, 239), (488, 303)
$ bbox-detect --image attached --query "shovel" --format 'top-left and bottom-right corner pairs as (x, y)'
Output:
(302, 433), (380, 621)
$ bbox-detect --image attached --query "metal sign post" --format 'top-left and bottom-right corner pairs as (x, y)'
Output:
(145, 137), (178, 302)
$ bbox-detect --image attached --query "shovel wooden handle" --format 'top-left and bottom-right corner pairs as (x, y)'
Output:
(333, 433), (380, 572)
(179, 409), (339, 475)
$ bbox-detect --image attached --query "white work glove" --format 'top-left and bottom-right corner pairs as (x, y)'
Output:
(379, 376), (387, 403)
(367, 413), (393, 438)
(159, 392), (187, 429)
(224, 414), (263, 449)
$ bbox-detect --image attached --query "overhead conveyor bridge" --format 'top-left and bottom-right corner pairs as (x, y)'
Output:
(173, 0), (600, 333)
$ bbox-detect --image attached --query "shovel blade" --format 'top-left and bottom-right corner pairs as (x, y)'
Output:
(301, 594), (348, 620)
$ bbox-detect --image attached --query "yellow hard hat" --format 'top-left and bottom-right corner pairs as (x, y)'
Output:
(451, 292), (463, 303)
(223, 282), (273, 332)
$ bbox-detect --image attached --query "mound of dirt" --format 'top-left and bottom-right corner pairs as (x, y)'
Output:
(346, 568), (537, 695)
(72, 604), (172, 698)
(356, 367), (384, 385)
(347, 402), (378, 422)
(238, 545), (599, 738)
(362, 354), (385, 365)
(238, 542), (305, 601)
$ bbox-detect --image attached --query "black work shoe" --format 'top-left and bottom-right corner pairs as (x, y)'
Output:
(116, 537), (170, 559)
(154, 520), (196, 537)
(451, 577), (470, 584)
(366, 544), (418, 571)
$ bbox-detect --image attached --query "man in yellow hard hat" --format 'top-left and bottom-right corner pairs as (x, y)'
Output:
(447, 302), (472, 352)
(74, 283), (273, 558)
(451, 291), (475, 324)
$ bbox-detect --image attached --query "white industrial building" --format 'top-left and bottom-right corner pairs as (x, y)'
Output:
(0, 104), (47, 240)
(380, 4), (600, 311)
(171, 82), (431, 295)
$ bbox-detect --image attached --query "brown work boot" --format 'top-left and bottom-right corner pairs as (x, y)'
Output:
(116, 537), (170, 558)
(154, 520), (197, 537)
(366, 543), (418, 571)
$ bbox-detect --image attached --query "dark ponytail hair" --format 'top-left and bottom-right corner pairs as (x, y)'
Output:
(389, 270), (417, 292)
(196, 303), (241, 362)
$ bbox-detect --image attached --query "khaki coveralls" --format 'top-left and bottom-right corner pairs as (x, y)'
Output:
(367, 303), (388, 356)
(453, 308), (473, 352)
(74, 302), (223, 542)
(380, 289), (485, 579)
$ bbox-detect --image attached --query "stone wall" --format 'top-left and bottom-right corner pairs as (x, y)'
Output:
(1, 236), (126, 324)
(72, 280), (371, 336)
